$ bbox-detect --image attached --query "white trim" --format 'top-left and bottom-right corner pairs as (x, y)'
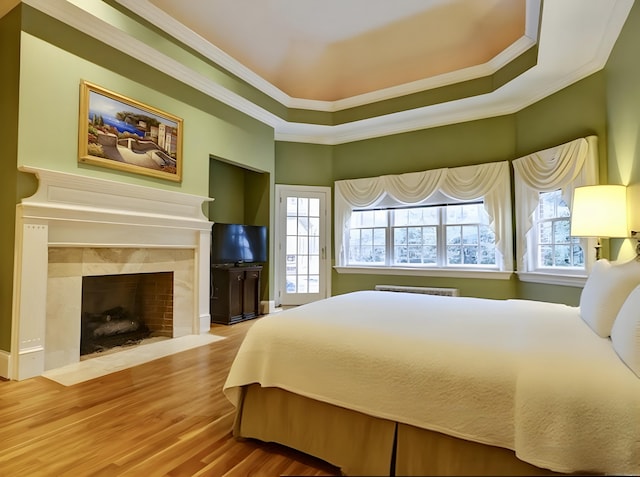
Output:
(334, 266), (513, 280)
(275, 185), (332, 306)
(0, 351), (10, 380)
(21, 0), (634, 145)
(517, 272), (587, 287)
(11, 166), (213, 380)
(112, 0), (538, 113)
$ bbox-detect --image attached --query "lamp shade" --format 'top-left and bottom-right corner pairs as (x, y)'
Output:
(571, 185), (628, 238)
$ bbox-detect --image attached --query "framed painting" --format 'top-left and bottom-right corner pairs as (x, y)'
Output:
(78, 80), (183, 182)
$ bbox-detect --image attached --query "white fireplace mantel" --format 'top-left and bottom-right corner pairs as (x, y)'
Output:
(6, 166), (214, 380)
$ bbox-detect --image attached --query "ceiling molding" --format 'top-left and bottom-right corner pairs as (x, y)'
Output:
(21, 0), (635, 145)
(115, 0), (539, 113)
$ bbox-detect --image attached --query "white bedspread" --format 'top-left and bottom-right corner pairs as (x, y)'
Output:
(223, 291), (640, 475)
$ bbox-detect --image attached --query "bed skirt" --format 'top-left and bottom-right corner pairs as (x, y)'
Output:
(233, 384), (562, 476)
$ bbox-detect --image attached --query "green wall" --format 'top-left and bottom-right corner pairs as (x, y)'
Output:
(605, 0), (640, 262)
(4, 0), (640, 354)
(1, 4), (275, 353)
(0, 6), (21, 352)
(274, 68), (611, 305)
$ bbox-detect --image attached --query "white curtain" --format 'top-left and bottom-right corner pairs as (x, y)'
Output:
(335, 161), (513, 271)
(512, 136), (599, 273)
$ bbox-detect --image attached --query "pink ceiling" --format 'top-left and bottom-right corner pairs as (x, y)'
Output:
(148, 0), (526, 102)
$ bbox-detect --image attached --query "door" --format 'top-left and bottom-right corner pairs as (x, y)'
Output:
(276, 185), (331, 306)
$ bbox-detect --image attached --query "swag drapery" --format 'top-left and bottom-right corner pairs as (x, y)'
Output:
(512, 136), (599, 273)
(334, 161), (513, 272)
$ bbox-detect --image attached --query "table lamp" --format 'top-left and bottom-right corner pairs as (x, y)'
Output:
(571, 184), (628, 260)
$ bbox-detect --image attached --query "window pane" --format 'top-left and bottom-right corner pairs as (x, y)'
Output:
(539, 222), (552, 244)
(479, 245), (496, 265)
(394, 228), (407, 245)
(424, 227), (437, 245)
(408, 209), (424, 225)
(309, 256), (319, 274)
(374, 210), (388, 227)
(480, 226), (495, 245)
(557, 199), (570, 217)
(463, 246), (478, 264)
(287, 198), (297, 216)
(408, 227), (422, 245)
(554, 245), (571, 267)
(553, 220), (570, 244)
(394, 209), (409, 226)
(462, 225), (478, 244)
(309, 198), (320, 217)
(350, 211), (363, 228)
(309, 236), (319, 255)
(540, 245), (553, 266)
(361, 229), (373, 245)
(309, 217), (320, 236)
(297, 236), (308, 254)
(308, 275), (319, 293)
(361, 211), (374, 227)
(286, 236), (297, 254)
(447, 245), (462, 264)
(287, 217), (297, 235)
(298, 198), (309, 217)
(447, 226), (461, 245)
(572, 241), (585, 266)
(539, 191), (557, 219)
(446, 205), (463, 223)
(422, 245), (437, 263)
(373, 228), (386, 245)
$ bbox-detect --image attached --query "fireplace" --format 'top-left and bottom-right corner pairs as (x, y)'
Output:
(80, 272), (173, 355)
(6, 166), (213, 380)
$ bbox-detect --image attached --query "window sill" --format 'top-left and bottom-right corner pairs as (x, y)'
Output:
(334, 266), (513, 280)
(517, 272), (587, 287)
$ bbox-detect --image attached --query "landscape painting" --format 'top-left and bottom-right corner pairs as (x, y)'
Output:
(78, 80), (183, 182)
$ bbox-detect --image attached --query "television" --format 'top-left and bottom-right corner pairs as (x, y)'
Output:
(211, 223), (267, 266)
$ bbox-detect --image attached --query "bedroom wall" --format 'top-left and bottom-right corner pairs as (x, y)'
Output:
(275, 73), (607, 304)
(0, 3), (276, 353)
(605, 0), (640, 262)
(0, 7), (21, 353)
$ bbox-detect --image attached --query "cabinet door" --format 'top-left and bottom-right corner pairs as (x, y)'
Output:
(228, 268), (244, 319)
(243, 268), (260, 318)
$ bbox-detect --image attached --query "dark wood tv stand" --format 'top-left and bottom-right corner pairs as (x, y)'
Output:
(210, 265), (262, 325)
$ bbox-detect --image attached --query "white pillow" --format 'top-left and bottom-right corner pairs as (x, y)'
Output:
(579, 259), (640, 337)
(611, 284), (640, 378)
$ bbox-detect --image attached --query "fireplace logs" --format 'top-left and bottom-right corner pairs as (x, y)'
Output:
(80, 306), (150, 355)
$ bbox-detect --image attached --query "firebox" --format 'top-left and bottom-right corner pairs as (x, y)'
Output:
(80, 272), (174, 355)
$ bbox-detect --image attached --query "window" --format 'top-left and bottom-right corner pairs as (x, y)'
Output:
(513, 136), (598, 283)
(534, 190), (584, 270)
(347, 202), (497, 268)
(335, 160), (513, 273)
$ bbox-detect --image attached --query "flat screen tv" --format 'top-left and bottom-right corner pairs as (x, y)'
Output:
(211, 223), (267, 266)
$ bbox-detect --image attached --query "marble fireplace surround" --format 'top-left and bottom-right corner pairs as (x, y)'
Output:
(7, 166), (213, 380)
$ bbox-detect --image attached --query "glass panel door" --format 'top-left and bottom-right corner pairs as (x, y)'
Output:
(277, 186), (330, 306)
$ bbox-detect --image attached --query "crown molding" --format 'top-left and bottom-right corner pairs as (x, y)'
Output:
(113, 0), (539, 113)
(21, 0), (635, 145)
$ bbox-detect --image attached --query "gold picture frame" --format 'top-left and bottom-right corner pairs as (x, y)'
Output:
(78, 80), (183, 182)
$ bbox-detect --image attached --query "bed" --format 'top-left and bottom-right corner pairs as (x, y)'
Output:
(223, 261), (640, 476)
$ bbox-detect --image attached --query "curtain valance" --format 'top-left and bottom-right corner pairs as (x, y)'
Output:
(335, 161), (513, 271)
(512, 136), (599, 272)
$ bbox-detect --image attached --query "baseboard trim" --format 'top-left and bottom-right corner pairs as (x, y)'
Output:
(261, 300), (279, 315)
(0, 350), (11, 380)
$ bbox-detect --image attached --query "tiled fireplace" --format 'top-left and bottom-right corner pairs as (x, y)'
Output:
(6, 166), (213, 380)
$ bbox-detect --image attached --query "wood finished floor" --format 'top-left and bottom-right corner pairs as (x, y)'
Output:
(0, 319), (341, 476)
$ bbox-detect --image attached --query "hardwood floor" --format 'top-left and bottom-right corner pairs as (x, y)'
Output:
(0, 319), (341, 476)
